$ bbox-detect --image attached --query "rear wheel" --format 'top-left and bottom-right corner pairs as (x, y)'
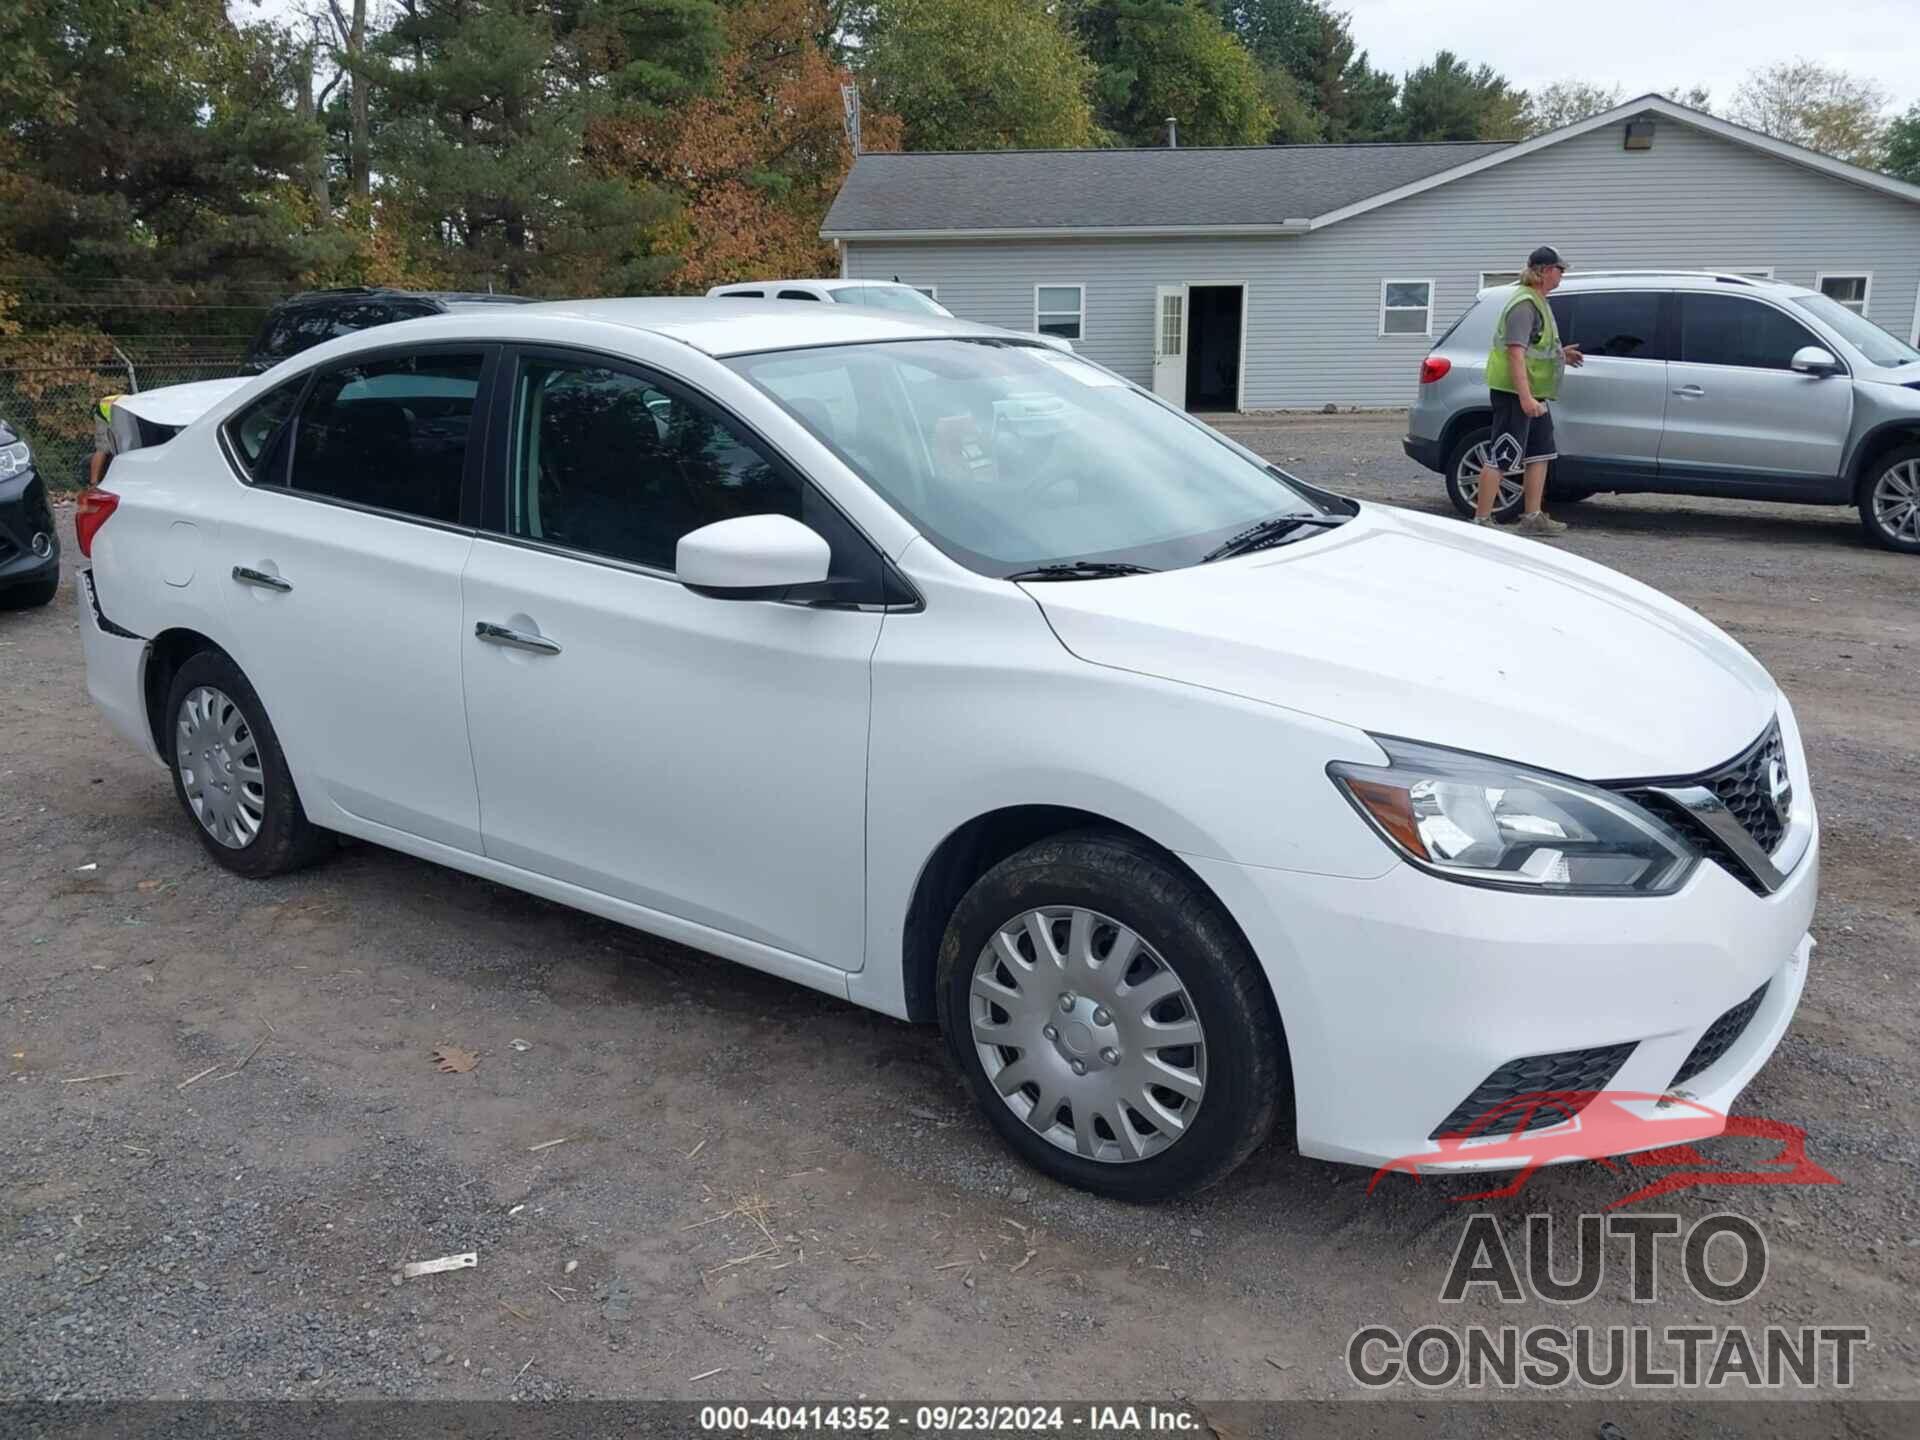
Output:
(1444, 426), (1523, 520)
(1859, 445), (1920, 553)
(164, 649), (331, 878)
(935, 831), (1285, 1200)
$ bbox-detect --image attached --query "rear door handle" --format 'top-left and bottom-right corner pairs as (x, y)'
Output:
(232, 565), (292, 592)
(1673, 384), (1705, 398)
(475, 620), (561, 656)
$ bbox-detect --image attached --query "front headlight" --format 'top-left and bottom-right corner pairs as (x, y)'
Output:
(0, 440), (30, 477)
(1328, 737), (1697, 896)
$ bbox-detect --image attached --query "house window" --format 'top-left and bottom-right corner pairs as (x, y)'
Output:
(1035, 285), (1084, 340)
(1380, 279), (1433, 336)
(1480, 271), (1520, 290)
(1816, 273), (1870, 315)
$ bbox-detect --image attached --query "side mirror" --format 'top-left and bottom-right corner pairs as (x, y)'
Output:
(676, 514), (832, 600)
(1790, 345), (1841, 377)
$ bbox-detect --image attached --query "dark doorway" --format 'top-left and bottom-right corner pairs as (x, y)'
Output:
(1184, 285), (1243, 411)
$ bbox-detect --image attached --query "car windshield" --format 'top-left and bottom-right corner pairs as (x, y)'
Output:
(829, 285), (949, 317)
(1792, 294), (1920, 368)
(726, 339), (1343, 575)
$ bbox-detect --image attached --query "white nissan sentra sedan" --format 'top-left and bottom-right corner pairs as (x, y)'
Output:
(75, 300), (1817, 1198)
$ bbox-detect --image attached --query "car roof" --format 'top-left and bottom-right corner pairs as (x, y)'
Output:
(1554, 271), (1817, 298)
(284, 296), (1013, 360)
(274, 288), (536, 308)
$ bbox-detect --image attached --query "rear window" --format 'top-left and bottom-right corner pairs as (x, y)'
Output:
(252, 299), (410, 364)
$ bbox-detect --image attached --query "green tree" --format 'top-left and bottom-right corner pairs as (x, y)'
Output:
(857, 0), (1100, 150)
(0, 0), (323, 338)
(1215, 0), (1396, 140)
(1881, 103), (1920, 183)
(1521, 79), (1621, 136)
(1074, 1), (1273, 148)
(369, 0), (724, 294)
(1727, 59), (1889, 166)
(1398, 49), (1527, 142)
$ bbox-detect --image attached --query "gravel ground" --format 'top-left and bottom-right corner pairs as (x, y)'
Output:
(2, 415), (1916, 1413)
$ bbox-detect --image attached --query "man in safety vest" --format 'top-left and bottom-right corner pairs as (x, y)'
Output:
(1474, 245), (1584, 534)
(89, 394), (142, 486)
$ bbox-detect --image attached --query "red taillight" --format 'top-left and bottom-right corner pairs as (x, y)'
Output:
(1419, 355), (1452, 385)
(75, 487), (119, 557)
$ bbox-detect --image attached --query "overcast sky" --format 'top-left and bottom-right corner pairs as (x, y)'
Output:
(1341, 0), (1917, 113)
(239, 0), (1919, 115)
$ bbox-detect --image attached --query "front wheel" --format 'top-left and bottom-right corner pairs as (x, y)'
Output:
(1444, 426), (1523, 520)
(1859, 445), (1920, 553)
(935, 832), (1286, 1200)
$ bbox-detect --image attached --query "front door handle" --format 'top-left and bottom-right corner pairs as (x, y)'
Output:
(1672, 384), (1705, 398)
(232, 565), (292, 593)
(475, 620), (562, 656)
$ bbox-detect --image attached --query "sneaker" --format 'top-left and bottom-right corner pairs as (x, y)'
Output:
(1471, 515), (1497, 527)
(1514, 510), (1568, 536)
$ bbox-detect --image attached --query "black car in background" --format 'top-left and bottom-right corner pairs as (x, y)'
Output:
(245, 287), (535, 371)
(0, 416), (59, 609)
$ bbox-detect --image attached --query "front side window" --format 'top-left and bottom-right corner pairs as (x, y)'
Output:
(727, 339), (1343, 576)
(1792, 292), (1920, 368)
(283, 351), (483, 522)
(503, 357), (878, 586)
(1677, 295), (1819, 371)
(1816, 273), (1869, 315)
(1380, 280), (1433, 336)
(223, 379), (305, 478)
(1035, 286), (1084, 340)
(1559, 291), (1665, 360)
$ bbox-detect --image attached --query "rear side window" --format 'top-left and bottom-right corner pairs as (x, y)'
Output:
(254, 299), (411, 364)
(777, 289), (824, 301)
(223, 379), (305, 477)
(719, 289), (764, 298)
(282, 352), (484, 523)
(1558, 292), (1666, 360)
(1679, 295), (1819, 370)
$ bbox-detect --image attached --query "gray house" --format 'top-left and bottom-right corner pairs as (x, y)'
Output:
(822, 95), (1920, 412)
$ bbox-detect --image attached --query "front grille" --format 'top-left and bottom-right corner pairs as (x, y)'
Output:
(1672, 982), (1769, 1087)
(1429, 1041), (1638, 1140)
(1614, 720), (1790, 895)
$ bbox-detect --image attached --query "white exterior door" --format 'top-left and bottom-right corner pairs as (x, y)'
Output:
(1153, 284), (1188, 408)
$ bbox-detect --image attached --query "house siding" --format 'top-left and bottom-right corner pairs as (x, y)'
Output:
(843, 117), (1920, 409)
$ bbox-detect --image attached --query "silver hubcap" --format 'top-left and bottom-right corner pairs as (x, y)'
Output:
(176, 686), (266, 849)
(1873, 460), (1920, 545)
(970, 907), (1207, 1164)
(1460, 441), (1522, 513)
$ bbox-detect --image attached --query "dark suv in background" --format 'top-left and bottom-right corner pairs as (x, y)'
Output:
(245, 288), (534, 371)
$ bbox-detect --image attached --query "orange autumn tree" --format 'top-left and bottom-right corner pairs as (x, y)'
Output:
(603, 0), (899, 291)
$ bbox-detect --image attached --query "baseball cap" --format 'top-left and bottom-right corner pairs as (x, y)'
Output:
(1528, 245), (1568, 270)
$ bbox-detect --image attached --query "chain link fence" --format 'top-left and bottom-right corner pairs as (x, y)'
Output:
(0, 349), (252, 492)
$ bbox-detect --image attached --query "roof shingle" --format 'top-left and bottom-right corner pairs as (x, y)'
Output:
(822, 141), (1512, 235)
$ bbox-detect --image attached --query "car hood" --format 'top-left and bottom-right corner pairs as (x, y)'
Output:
(1859, 359), (1920, 388)
(1027, 507), (1777, 780)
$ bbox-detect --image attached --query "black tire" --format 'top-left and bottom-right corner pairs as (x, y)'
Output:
(1443, 425), (1523, 521)
(935, 830), (1286, 1200)
(163, 648), (331, 878)
(1, 573), (60, 610)
(1858, 443), (1920, 553)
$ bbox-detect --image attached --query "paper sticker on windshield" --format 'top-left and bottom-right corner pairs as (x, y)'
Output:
(1029, 350), (1126, 387)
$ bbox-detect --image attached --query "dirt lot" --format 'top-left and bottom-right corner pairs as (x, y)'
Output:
(3, 415), (1917, 1411)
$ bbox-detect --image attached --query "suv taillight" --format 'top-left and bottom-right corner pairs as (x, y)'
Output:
(1419, 356), (1452, 384)
(75, 488), (119, 557)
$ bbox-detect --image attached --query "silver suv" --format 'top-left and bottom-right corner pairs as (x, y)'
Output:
(1403, 271), (1920, 552)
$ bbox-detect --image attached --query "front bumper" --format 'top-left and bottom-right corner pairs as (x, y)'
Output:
(0, 467), (60, 589)
(1187, 822), (1818, 1169)
(1401, 434), (1443, 472)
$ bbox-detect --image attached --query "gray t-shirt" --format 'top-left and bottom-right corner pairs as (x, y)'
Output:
(1503, 300), (1546, 349)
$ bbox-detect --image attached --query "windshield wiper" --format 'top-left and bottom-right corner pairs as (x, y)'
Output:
(1004, 561), (1160, 582)
(1202, 513), (1350, 563)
